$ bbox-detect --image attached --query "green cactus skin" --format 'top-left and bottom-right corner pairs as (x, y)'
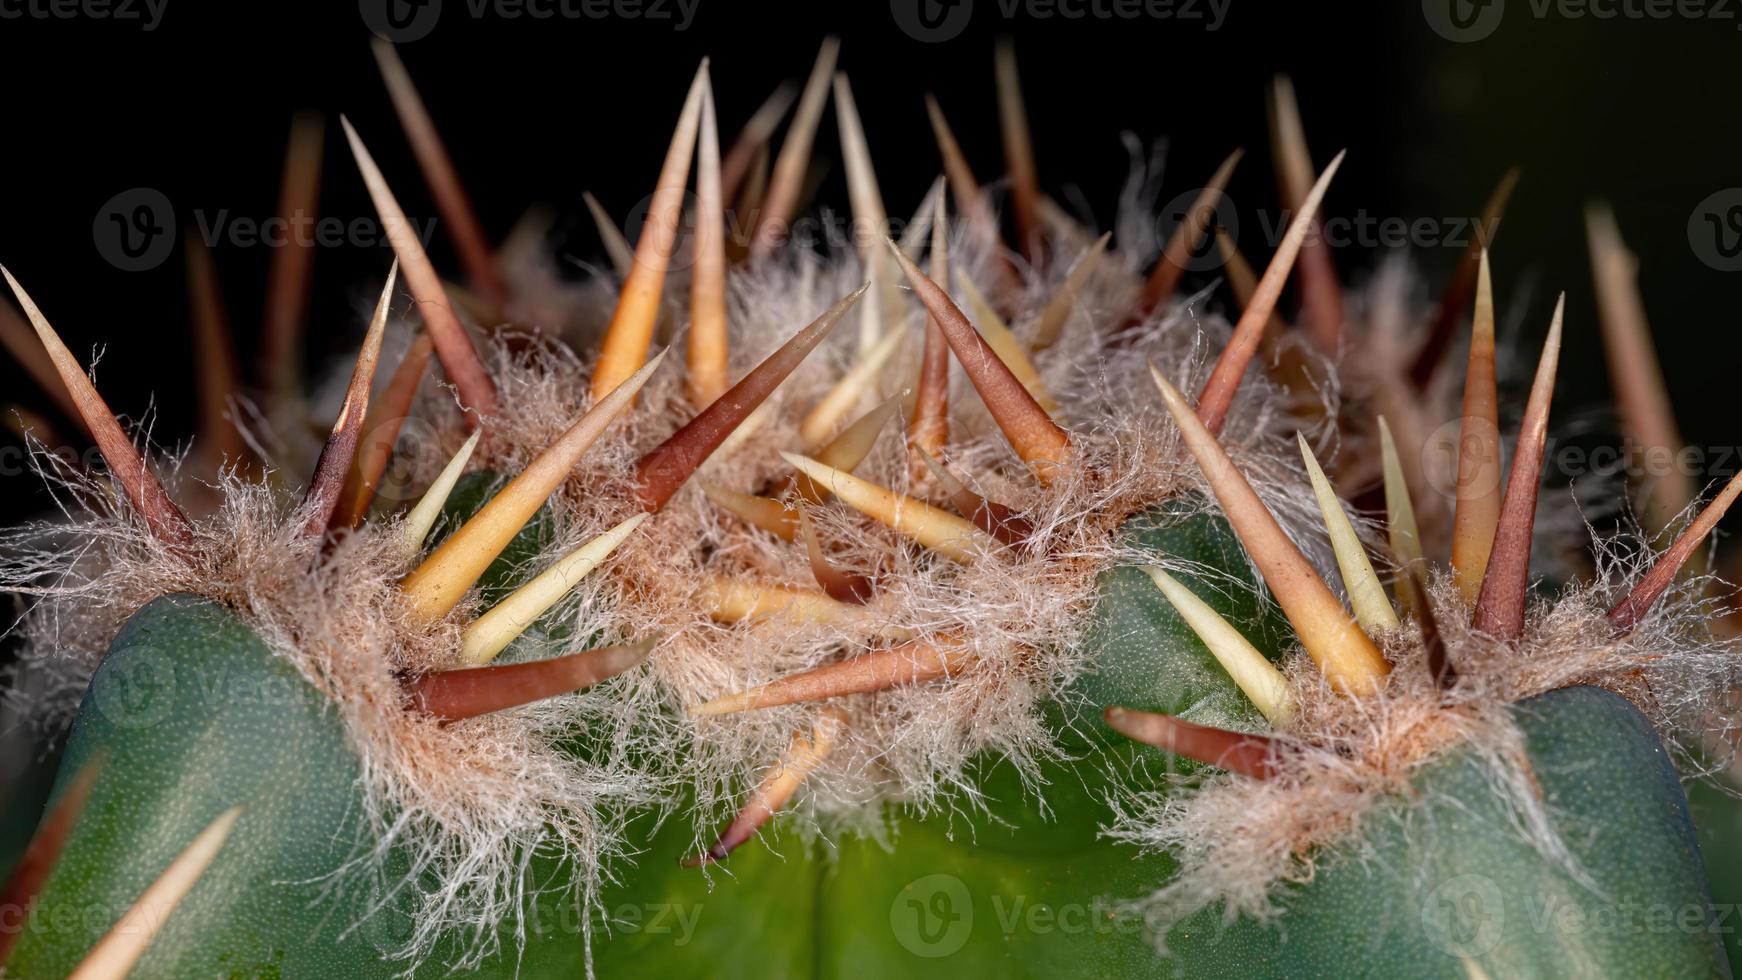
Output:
(1163, 684), (1730, 979)
(2, 506), (1728, 978)
(3, 595), (406, 978)
(1689, 777), (1742, 974)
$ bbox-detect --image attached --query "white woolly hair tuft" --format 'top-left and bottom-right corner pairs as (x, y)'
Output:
(1103, 533), (1742, 955)
(4, 183), (1528, 972)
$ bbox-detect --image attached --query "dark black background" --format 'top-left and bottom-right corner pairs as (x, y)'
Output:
(1, 0), (1740, 516)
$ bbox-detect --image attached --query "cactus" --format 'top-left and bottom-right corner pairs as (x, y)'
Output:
(1, 36), (1739, 980)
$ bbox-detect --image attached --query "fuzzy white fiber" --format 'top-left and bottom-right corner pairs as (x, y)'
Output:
(0, 197), (1333, 971)
(1104, 533), (1742, 956)
(8, 164), (1728, 978)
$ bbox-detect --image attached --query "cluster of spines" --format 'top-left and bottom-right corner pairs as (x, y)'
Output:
(1, 34), (1733, 971)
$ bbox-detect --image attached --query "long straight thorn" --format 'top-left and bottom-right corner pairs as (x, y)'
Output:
(1471, 295), (1565, 640)
(1610, 469), (1742, 634)
(591, 61), (709, 399)
(340, 116), (498, 420)
(888, 239), (1075, 482)
(401, 349), (667, 621)
(1141, 567), (1294, 722)
(897, 174), (947, 257)
(1299, 433), (1400, 633)
(750, 38), (840, 260)
(1411, 168), (1519, 387)
(925, 94), (1022, 302)
(2, 267), (193, 548)
(1029, 231), (1110, 351)
(1151, 362), (1389, 694)
(635, 285), (866, 512)
(720, 80), (798, 204)
(67, 807), (243, 980)
(581, 191), (635, 279)
(798, 326), (905, 450)
(334, 331), (434, 529)
(1267, 75), (1343, 350)
(259, 113), (323, 411)
(908, 198), (952, 464)
(688, 710), (844, 864)
(689, 74), (730, 408)
(370, 39), (507, 305)
(410, 638), (657, 721)
(1140, 148), (1244, 312)
(185, 235), (247, 466)
(924, 94), (996, 245)
(1378, 416), (1427, 619)
(0, 302), (79, 423)
(1451, 249), (1503, 605)
(1587, 203), (1694, 536)
(303, 262), (396, 540)
(1193, 150), (1345, 435)
(783, 452), (997, 564)
(690, 634), (971, 715)
(397, 427), (482, 560)
(995, 39), (1043, 264)
(957, 271), (1059, 416)
(1103, 707), (1277, 779)
(833, 71), (894, 355)
(459, 514), (647, 664)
